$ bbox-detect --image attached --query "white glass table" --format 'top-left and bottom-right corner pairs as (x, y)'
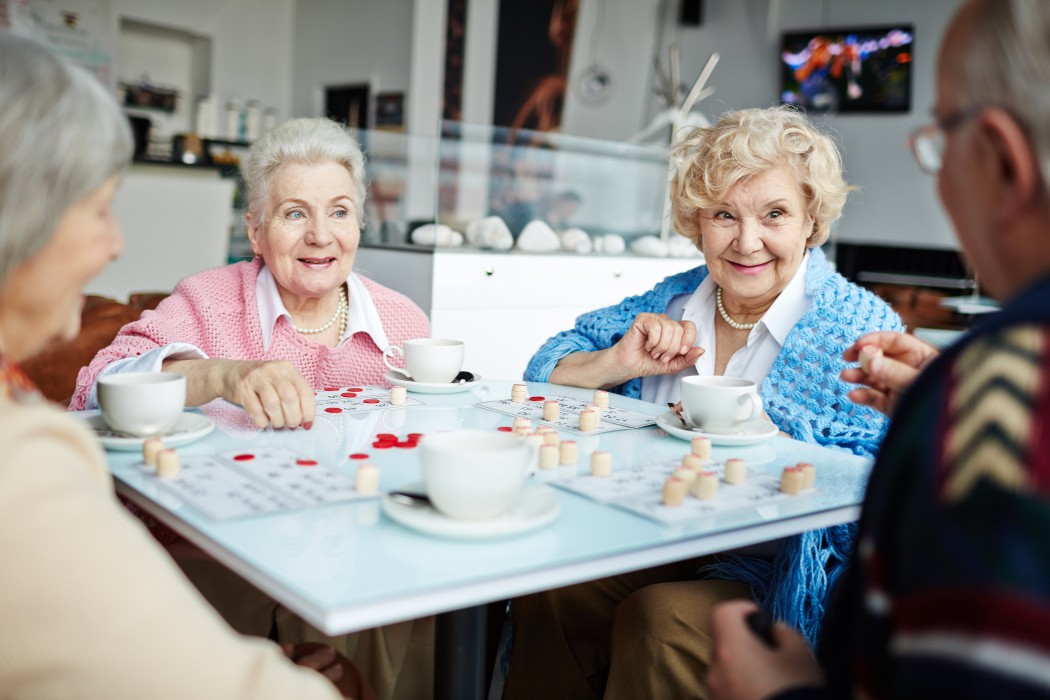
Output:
(96, 380), (872, 700)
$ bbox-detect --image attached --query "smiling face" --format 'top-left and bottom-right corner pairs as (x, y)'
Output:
(247, 161), (360, 306)
(698, 165), (812, 314)
(0, 176), (124, 362)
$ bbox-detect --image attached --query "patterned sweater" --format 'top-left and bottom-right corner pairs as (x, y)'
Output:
(70, 259), (429, 410)
(805, 273), (1050, 699)
(526, 247), (904, 642)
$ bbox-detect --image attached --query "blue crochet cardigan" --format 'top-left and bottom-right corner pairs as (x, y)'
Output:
(525, 248), (904, 643)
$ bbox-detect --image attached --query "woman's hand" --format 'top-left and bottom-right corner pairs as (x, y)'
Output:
(282, 643), (374, 699)
(841, 331), (939, 416)
(707, 600), (825, 700)
(163, 358), (315, 429)
(549, 313), (705, 389)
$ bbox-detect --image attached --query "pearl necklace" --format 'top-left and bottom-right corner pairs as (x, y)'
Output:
(293, 285), (348, 335)
(716, 286), (757, 331)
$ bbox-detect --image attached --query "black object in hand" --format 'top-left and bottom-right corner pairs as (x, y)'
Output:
(746, 609), (777, 648)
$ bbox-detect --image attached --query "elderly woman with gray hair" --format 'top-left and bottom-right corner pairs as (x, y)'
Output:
(70, 117), (429, 430)
(0, 32), (372, 699)
(504, 106), (903, 700)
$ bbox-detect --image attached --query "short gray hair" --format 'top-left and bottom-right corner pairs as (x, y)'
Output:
(0, 33), (132, 287)
(241, 117), (368, 226)
(668, 106), (852, 248)
(959, 0), (1050, 194)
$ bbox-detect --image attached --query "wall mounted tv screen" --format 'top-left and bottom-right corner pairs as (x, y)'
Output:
(779, 24), (913, 113)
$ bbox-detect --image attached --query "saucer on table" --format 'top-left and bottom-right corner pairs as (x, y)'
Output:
(380, 482), (560, 539)
(384, 369), (484, 394)
(655, 412), (779, 446)
(84, 412), (215, 451)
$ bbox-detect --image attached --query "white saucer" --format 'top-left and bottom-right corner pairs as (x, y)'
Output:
(85, 413), (215, 451)
(381, 483), (560, 539)
(655, 412), (779, 446)
(384, 369), (484, 394)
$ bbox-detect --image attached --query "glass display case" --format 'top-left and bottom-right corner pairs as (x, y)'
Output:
(359, 120), (678, 255)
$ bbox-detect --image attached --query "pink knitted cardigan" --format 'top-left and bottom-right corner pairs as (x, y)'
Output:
(70, 259), (429, 410)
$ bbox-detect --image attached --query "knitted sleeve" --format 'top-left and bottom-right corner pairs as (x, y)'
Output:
(70, 264), (251, 410)
(762, 272), (904, 459)
(524, 266), (708, 390)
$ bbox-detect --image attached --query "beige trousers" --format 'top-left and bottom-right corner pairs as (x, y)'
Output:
(173, 545), (434, 700)
(501, 558), (751, 700)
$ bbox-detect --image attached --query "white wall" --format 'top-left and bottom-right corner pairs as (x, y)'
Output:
(114, 0), (295, 121)
(289, 0), (415, 118)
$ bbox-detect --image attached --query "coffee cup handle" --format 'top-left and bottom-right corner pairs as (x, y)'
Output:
(740, 393), (763, 422)
(382, 345), (406, 376)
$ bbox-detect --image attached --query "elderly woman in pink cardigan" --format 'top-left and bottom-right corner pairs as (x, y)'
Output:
(70, 117), (428, 430)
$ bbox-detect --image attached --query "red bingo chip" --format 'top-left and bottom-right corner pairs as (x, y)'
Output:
(324, 387), (340, 392)
(529, 396), (545, 402)
(340, 392), (358, 398)
(295, 459), (318, 467)
(407, 433), (423, 440)
(349, 453), (370, 460)
(325, 407), (343, 413)
(347, 388), (364, 393)
(498, 426), (513, 432)
(371, 441), (394, 449)
(363, 398), (380, 404)
(233, 454), (255, 461)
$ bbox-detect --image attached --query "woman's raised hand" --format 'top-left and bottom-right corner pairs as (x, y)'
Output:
(613, 313), (706, 379)
(164, 358), (316, 429)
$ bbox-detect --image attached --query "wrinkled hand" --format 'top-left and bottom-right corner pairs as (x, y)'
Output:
(216, 359), (315, 429)
(707, 600), (825, 700)
(283, 642), (373, 699)
(613, 313), (705, 379)
(841, 331), (939, 416)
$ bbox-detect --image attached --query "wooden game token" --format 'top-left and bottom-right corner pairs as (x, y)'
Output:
(142, 436), (164, 468)
(513, 416), (532, 430)
(543, 400), (560, 421)
(780, 466), (803, 495)
(539, 443), (559, 469)
(672, 467), (698, 490)
(724, 458), (746, 485)
(691, 436), (712, 460)
(578, 409), (599, 432)
(540, 428), (560, 446)
(389, 385), (407, 406)
(355, 463), (380, 495)
(681, 454), (704, 471)
(511, 383), (528, 402)
(799, 462), (816, 490)
(593, 389), (610, 409)
(559, 440), (578, 466)
(590, 450), (612, 477)
(859, 345), (882, 374)
(662, 477), (687, 506)
(693, 470), (719, 500)
(156, 448), (180, 478)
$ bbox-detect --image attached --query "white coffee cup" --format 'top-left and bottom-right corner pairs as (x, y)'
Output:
(96, 372), (187, 437)
(419, 429), (535, 519)
(679, 376), (763, 434)
(383, 338), (464, 384)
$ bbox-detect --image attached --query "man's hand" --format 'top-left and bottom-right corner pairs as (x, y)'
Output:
(841, 331), (939, 416)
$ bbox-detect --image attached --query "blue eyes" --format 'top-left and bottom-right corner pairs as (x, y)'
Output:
(284, 209), (350, 220)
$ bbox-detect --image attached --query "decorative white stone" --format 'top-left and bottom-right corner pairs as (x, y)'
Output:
(599, 234), (626, 255)
(668, 234), (702, 257)
(465, 216), (513, 250)
(516, 219), (561, 253)
(560, 227), (592, 254)
(410, 223), (463, 247)
(629, 235), (669, 257)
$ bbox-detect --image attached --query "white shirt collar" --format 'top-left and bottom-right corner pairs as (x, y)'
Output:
(255, 266), (390, 351)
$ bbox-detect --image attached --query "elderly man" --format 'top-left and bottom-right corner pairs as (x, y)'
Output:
(706, 1), (1050, 698)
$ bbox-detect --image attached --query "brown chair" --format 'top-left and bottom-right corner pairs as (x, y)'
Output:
(22, 292), (168, 406)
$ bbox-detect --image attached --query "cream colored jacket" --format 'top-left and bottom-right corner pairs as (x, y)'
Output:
(0, 400), (340, 700)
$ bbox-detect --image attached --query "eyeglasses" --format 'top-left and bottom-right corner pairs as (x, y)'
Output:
(908, 105), (984, 175)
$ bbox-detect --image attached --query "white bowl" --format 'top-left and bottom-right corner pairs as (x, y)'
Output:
(420, 430), (534, 520)
(97, 372), (186, 437)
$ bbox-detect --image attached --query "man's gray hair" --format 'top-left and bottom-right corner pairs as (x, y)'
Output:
(241, 117), (368, 226)
(960, 0), (1050, 193)
(0, 33), (132, 287)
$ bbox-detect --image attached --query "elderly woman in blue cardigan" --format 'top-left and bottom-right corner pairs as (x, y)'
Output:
(502, 106), (903, 700)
